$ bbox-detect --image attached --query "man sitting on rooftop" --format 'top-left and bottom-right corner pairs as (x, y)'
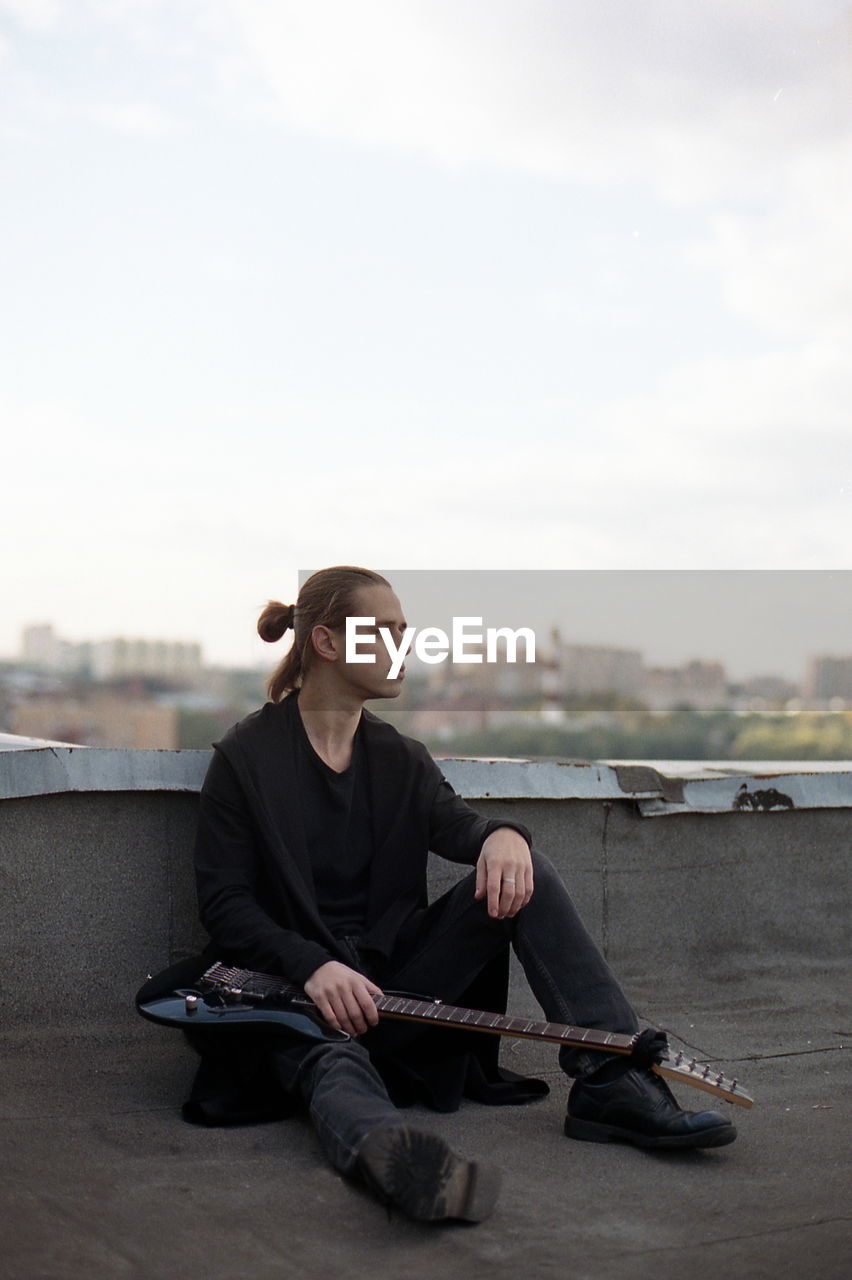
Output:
(188, 565), (737, 1223)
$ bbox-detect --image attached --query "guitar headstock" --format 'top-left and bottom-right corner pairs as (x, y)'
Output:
(654, 1051), (754, 1108)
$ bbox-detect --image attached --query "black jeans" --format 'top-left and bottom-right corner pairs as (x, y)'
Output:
(269, 851), (639, 1175)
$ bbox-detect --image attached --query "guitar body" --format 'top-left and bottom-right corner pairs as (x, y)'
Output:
(137, 990), (349, 1042)
(137, 960), (754, 1109)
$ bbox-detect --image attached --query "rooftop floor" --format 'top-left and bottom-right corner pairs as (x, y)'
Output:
(3, 967), (848, 1280)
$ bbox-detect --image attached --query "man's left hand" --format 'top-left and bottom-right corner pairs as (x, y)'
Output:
(474, 828), (534, 919)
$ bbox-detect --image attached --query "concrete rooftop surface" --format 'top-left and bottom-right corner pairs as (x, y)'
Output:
(1, 743), (850, 1279)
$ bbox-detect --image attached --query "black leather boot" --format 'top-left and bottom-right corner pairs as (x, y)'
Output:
(356, 1125), (502, 1222)
(565, 1067), (737, 1149)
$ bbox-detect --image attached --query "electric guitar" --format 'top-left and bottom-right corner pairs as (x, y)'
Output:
(138, 961), (754, 1109)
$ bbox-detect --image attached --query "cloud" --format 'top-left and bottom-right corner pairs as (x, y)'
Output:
(222, 0), (852, 199)
(0, 0), (62, 31)
(305, 336), (850, 570)
(85, 99), (173, 136)
(6, 304), (847, 590)
(693, 142), (852, 341)
(218, 0), (852, 370)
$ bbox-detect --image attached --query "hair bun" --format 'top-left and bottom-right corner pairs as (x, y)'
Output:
(257, 600), (296, 643)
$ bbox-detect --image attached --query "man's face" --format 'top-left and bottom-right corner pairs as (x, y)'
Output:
(326, 582), (409, 700)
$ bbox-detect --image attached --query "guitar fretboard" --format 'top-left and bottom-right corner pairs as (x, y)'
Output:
(374, 992), (634, 1049)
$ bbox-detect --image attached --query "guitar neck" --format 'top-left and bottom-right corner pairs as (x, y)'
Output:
(374, 991), (637, 1054)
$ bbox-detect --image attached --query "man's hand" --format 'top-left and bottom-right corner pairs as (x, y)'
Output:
(474, 828), (534, 919)
(303, 961), (384, 1037)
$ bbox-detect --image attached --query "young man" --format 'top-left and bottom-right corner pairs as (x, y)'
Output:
(191, 567), (736, 1223)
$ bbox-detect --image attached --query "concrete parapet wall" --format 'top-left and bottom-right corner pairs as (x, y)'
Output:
(1, 747), (848, 1030)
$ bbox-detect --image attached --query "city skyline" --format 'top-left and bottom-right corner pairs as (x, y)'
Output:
(9, 570), (850, 684)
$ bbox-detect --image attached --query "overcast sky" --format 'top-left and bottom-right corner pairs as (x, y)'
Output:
(2, 1), (850, 671)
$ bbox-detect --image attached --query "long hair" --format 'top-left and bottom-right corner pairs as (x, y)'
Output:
(258, 566), (391, 702)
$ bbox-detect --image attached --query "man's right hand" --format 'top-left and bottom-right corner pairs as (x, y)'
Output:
(303, 961), (384, 1037)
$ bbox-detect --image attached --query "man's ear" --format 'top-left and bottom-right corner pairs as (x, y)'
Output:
(310, 624), (341, 662)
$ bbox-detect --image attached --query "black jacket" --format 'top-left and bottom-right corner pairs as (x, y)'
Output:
(180, 692), (547, 1120)
(194, 691), (533, 983)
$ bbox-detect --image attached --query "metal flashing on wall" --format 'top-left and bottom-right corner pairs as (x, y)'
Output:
(0, 739), (849, 815)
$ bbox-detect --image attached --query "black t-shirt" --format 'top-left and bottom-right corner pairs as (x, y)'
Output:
(293, 700), (374, 939)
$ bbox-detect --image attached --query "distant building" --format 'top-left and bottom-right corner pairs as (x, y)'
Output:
(90, 637), (202, 683)
(737, 674), (800, 702)
(805, 655), (852, 703)
(411, 630), (739, 713)
(11, 693), (178, 749)
(733, 674), (800, 711)
(638, 660), (729, 713)
(552, 637), (644, 697)
(21, 624), (83, 674)
(20, 624), (202, 684)
(21, 625), (58, 667)
(409, 703), (491, 742)
(419, 641), (545, 700)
